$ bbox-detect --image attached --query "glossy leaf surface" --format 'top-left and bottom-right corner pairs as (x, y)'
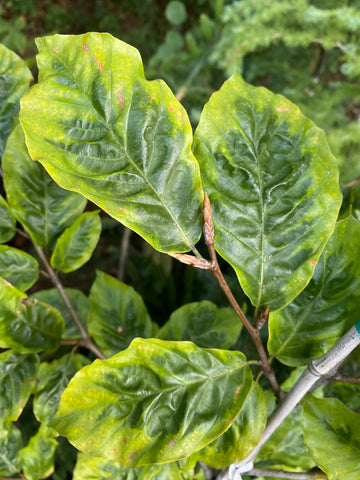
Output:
(0, 278), (64, 352)
(2, 124), (86, 248)
(33, 353), (90, 424)
(19, 425), (58, 480)
(51, 210), (101, 272)
(0, 195), (16, 243)
(268, 217), (360, 365)
(73, 454), (139, 480)
(0, 43), (32, 156)
(73, 454), (184, 480)
(88, 271), (152, 356)
(0, 350), (39, 421)
(198, 382), (266, 467)
(303, 395), (360, 480)
(51, 338), (253, 467)
(0, 423), (22, 476)
(0, 245), (39, 291)
(193, 73), (341, 310)
(32, 287), (89, 339)
(257, 405), (315, 471)
(20, 33), (203, 253)
(157, 300), (242, 349)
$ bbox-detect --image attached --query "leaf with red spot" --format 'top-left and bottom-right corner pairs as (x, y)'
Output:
(50, 338), (253, 467)
(20, 33), (203, 254)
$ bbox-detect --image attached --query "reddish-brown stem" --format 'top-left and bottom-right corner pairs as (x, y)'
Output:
(203, 194), (283, 399)
(33, 243), (106, 360)
(256, 305), (270, 331)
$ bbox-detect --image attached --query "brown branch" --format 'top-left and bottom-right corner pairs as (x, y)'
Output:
(32, 243), (106, 360)
(172, 194), (283, 399)
(168, 194), (283, 398)
(202, 195), (282, 399)
(256, 305), (270, 331)
(117, 227), (132, 282)
(345, 176), (360, 189)
(331, 372), (360, 384)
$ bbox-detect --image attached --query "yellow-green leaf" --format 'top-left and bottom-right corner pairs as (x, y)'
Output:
(0, 43), (32, 156)
(51, 210), (101, 273)
(3, 124), (86, 248)
(20, 33), (203, 253)
(268, 216), (360, 366)
(50, 338), (253, 467)
(193, 73), (341, 311)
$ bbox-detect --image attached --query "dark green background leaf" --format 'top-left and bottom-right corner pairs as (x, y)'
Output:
(303, 395), (360, 480)
(20, 33), (203, 253)
(0, 195), (16, 244)
(157, 300), (242, 349)
(3, 124), (86, 248)
(268, 216), (360, 366)
(193, 73), (342, 311)
(32, 288), (89, 340)
(51, 338), (253, 467)
(33, 353), (90, 424)
(0, 350), (39, 421)
(0, 245), (39, 291)
(0, 278), (65, 353)
(51, 210), (101, 273)
(0, 422), (22, 476)
(19, 425), (58, 480)
(0, 43), (32, 156)
(88, 271), (153, 356)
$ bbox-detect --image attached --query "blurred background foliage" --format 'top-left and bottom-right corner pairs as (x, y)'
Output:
(1, 0), (360, 322)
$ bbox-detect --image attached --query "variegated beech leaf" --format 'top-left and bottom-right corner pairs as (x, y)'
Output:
(51, 338), (253, 467)
(193, 73), (342, 311)
(20, 33), (203, 253)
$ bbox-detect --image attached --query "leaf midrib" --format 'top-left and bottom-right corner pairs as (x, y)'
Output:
(45, 49), (198, 252)
(70, 359), (250, 409)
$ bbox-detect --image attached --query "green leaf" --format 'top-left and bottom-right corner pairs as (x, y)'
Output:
(0, 350), (39, 422)
(193, 73), (342, 311)
(51, 210), (101, 273)
(32, 287), (89, 340)
(256, 405), (315, 471)
(0, 422), (22, 476)
(0, 195), (16, 243)
(0, 42), (32, 156)
(33, 353), (90, 425)
(0, 245), (39, 291)
(198, 382), (266, 467)
(268, 216), (360, 366)
(157, 300), (242, 349)
(73, 453), (138, 480)
(20, 33), (203, 253)
(303, 395), (360, 480)
(2, 124), (87, 248)
(74, 453), (185, 480)
(165, 1), (187, 25)
(19, 425), (58, 480)
(50, 338), (253, 467)
(0, 278), (65, 353)
(88, 271), (153, 356)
